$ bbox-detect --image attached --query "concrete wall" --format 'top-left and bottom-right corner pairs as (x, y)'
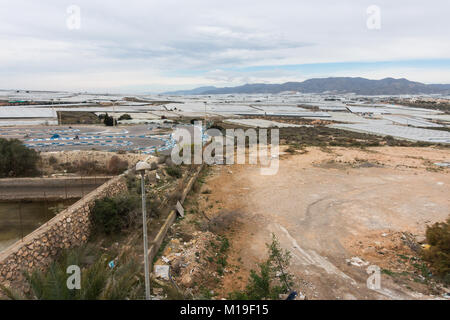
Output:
(0, 175), (127, 288)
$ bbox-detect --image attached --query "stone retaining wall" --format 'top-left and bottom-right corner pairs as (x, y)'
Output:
(0, 175), (127, 288)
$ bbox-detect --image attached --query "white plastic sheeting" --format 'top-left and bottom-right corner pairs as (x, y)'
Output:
(0, 107), (56, 118)
(330, 122), (450, 144)
(381, 115), (443, 128)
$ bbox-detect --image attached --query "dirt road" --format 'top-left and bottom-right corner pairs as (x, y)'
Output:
(198, 146), (449, 299)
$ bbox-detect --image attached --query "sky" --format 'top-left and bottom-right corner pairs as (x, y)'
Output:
(1, 0), (450, 93)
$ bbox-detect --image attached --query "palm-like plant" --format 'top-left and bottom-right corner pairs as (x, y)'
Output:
(1, 246), (144, 300)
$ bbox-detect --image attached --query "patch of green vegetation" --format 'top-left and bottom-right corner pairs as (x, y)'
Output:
(0, 138), (40, 177)
(228, 234), (293, 300)
(397, 254), (409, 260)
(102, 113), (117, 126)
(118, 114), (132, 121)
(215, 120), (447, 149)
(165, 166), (182, 179)
(381, 269), (395, 276)
(90, 194), (139, 235)
(218, 236), (230, 254)
(0, 246), (144, 300)
(153, 238), (170, 264)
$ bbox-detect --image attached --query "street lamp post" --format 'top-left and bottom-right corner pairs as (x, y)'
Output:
(203, 101), (207, 131)
(136, 161), (152, 300)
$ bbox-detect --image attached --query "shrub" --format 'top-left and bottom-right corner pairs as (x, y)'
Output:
(423, 217), (450, 282)
(202, 188), (212, 194)
(103, 113), (117, 126)
(107, 156), (129, 174)
(78, 160), (98, 175)
(0, 138), (40, 177)
(118, 114), (132, 121)
(125, 172), (138, 191)
(91, 195), (138, 235)
(48, 156), (58, 165)
(165, 166), (182, 179)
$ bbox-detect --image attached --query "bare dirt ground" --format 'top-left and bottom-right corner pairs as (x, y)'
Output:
(39, 150), (150, 176)
(190, 146), (449, 299)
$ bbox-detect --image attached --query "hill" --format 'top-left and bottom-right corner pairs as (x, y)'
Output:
(162, 77), (450, 95)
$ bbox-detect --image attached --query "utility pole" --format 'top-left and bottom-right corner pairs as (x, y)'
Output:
(113, 100), (116, 127)
(136, 161), (152, 300)
(204, 101), (207, 131)
(50, 99), (56, 126)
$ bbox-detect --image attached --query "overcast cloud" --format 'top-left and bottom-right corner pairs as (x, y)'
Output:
(1, 0), (450, 92)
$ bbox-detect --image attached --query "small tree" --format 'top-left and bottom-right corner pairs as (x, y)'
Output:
(0, 138), (40, 177)
(230, 233), (294, 300)
(103, 113), (117, 126)
(90, 195), (138, 235)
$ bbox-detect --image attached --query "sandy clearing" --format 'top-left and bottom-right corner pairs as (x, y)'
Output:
(196, 146), (449, 299)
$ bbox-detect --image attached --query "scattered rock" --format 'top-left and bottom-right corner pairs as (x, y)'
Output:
(154, 265), (170, 280)
(346, 256), (369, 267)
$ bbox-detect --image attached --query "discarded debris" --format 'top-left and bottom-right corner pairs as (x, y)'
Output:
(434, 162), (450, 168)
(176, 201), (185, 217)
(346, 256), (369, 267)
(154, 265), (170, 280)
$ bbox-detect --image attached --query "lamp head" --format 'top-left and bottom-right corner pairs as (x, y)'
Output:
(135, 161), (151, 172)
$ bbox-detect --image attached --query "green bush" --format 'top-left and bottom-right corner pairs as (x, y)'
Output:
(423, 217), (450, 282)
(165, 165), (182, 179)
(90, 195), (138, 235)
(118, 114), (132, 121)
(103, 113), (117, 126)
(48, 156), (58, 165)
(0, 138), (40, 177)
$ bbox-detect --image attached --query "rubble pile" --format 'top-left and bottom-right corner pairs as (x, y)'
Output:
(154, 231), (221, 291)
(347, 231), (425, 274)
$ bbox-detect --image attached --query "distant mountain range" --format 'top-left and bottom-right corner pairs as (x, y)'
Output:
(163, 77), (450, 95)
